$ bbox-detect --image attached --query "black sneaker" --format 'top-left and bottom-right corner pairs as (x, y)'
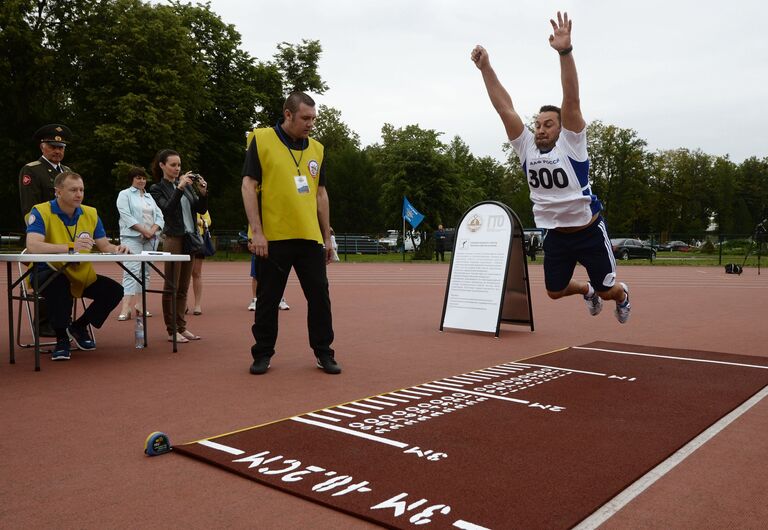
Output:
(316, 356), (342, 375)
(67, 325), (96, 351)
(250, 356), (271, 375)
(51, 339), (71, 361)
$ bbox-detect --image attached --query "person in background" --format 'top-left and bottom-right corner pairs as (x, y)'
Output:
(241, 91), (337, 375)
(116, 166), (164, 320)
(434, 224), (446, 261)
(19, 123), (74, 337)
(26, 172), (128, 361)
(246, 226), (290, 312)
(19, 124), (73, 219)
(189, 210), (211, 315)
(330, 227), (340, 262)
(149, 149), (208, 342)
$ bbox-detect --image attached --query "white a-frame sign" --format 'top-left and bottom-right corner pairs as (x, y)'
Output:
(440, 201), (534, 336)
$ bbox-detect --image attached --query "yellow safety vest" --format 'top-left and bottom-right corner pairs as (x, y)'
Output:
(247, 127), (324, 244)
(34, 201), (98, 297)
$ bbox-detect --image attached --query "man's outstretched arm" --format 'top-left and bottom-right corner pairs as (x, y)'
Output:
(549, 11), (586, 133)
(471, 45), (525, 141)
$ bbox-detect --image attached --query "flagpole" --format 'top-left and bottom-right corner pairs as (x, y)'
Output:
(402, 216), (406, 262)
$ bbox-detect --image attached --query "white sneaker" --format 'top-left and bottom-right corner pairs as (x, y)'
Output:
(614, 283), (631, 324)
(584, 286), (603, 316)
(278, 298), (290, 310)
(247, 298), (256, 311)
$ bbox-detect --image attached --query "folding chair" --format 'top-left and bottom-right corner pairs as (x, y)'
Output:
(15, 249), (94, 351)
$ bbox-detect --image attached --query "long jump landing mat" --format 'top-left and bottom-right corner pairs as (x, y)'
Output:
(174, 342), (768, 529)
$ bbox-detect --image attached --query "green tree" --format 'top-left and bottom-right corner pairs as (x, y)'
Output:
(586, 121), (649, 235)
(312, 105), (379, 233)
(369, 124), (464, 237)
(735, 156), (768, 233)
(0, 0), (67, 223)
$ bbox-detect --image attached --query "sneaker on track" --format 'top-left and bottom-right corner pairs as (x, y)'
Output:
(247, 298), (256, 311)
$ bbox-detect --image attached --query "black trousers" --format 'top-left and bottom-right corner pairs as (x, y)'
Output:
(251, 240), (334, 360)
(31, 267), (123, 332)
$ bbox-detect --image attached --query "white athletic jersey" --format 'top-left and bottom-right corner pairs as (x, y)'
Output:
(509, 126), (602, 229)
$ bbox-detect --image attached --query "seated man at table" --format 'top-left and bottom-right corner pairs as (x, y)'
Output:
(26, 171), (129, 361)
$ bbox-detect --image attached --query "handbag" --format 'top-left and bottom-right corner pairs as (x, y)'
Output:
(183, 231), (205, 255)
(201, 219), (216, 257)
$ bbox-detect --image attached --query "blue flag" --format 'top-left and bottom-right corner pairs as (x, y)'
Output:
(402, 196), (425, 228)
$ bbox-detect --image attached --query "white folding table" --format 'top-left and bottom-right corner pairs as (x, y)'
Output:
(1, 252), (190, 371)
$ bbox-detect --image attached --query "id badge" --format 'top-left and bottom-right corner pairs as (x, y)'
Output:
(294, 175), (310, 194)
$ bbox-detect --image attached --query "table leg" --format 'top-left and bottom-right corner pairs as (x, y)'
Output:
(7, 262), (14, 365)
(171, 261), (178, 352)
(33, 266), (40, 372)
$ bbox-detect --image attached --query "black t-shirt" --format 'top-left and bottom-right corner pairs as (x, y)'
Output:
(241, 123), (326, 186)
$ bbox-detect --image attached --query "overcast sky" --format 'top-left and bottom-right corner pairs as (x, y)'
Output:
(207, 0), (767, 164)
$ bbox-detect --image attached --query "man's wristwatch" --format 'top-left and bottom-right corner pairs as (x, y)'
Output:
(559, 46), (573, 56)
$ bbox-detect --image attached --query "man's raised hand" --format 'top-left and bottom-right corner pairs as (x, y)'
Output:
(471, 45), (489, 70)
(548, 11), (572, 52)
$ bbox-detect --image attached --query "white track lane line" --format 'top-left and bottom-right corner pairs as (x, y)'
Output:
(574, 346), (768, 370)
(575, 384), (768, 529)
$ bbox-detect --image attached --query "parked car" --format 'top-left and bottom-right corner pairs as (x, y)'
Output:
(610, 238), (656, 260)
(657, 240), (691, 252)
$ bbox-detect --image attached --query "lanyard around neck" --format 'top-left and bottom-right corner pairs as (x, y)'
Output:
(275, 125), (307, 175)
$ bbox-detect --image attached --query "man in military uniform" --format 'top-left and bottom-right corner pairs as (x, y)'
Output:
(19, 124), (73, 336)
(19, 124), (73, 219)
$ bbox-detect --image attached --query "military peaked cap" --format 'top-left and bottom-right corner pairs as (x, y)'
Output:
(34, 124), (72, 146)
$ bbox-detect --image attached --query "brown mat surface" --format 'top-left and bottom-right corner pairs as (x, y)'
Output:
(174, 341), (768, 529)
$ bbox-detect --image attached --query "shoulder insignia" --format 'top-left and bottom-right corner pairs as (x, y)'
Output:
(27, 161), (42, 167)
(22, 174), (32, 186)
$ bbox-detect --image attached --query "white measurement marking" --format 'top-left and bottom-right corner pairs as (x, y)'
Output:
(355, 402), (385, 410)
(364, 398), (397, 407)
(441, 378), (470, 385)
(423, 384), (530, 404)
(306, 412), (341, 422)
(413, 386), (443, 394)
(453, 520), (491, 530)
(378, 395), (410, 403)
(337, 405), (371, 414)
(435, 380), (465, 388)
(395, 389), (432, 397)
(452, 375), (487, 382)
(321, 409), (355, 418)
(475, 369), (510, 376)
(520, 363), (606, 377)
(197, 439), (245, 455)
(448, 376), (484, 384)
(388, 392), (418, 400)
(291, 417), (408, 448)
(467, 373), (495, 380)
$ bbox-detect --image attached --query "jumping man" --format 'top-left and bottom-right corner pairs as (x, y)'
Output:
(471, 11), (631, 323)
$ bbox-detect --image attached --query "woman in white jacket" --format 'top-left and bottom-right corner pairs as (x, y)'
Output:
(116, 167), (164, 320)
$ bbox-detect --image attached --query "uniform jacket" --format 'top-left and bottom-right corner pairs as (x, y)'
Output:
(19, 157), (71, 219)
